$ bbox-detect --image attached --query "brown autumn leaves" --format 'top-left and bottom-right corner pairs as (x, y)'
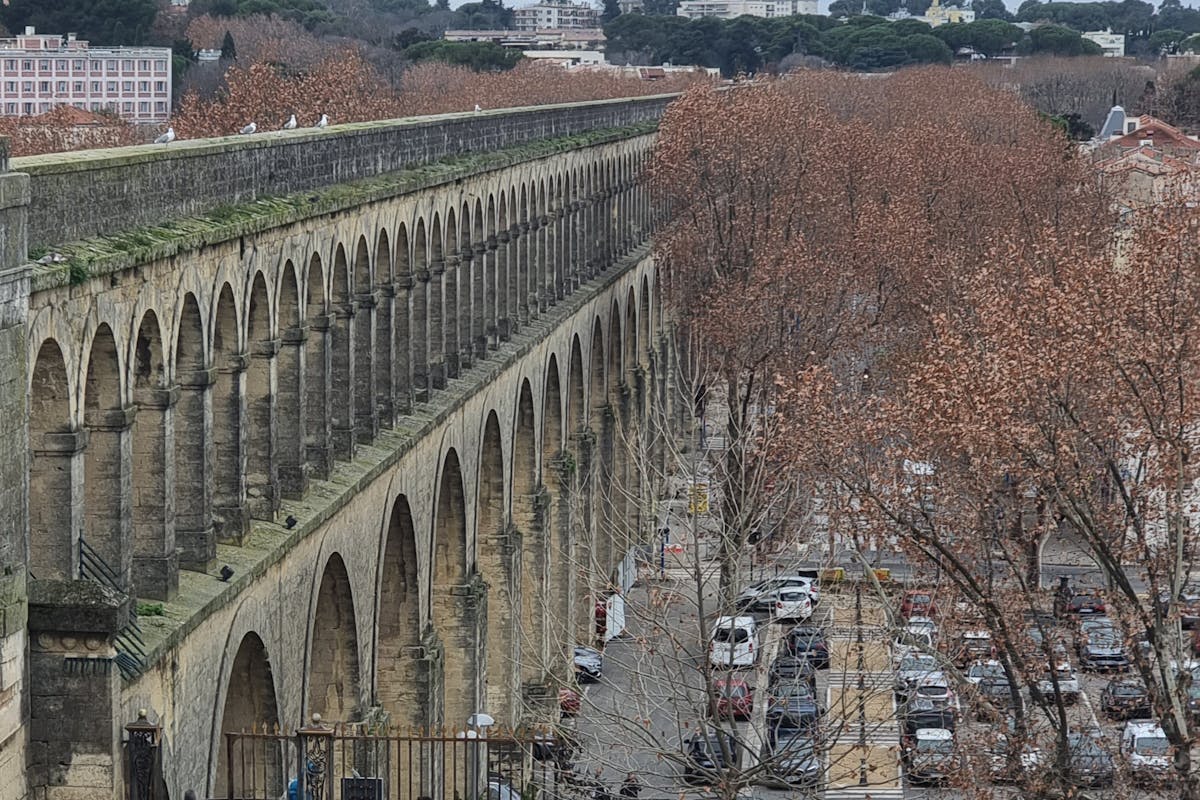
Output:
(653, 70), (1200, 795)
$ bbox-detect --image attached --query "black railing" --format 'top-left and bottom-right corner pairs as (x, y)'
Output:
(79, 537), (147, 680)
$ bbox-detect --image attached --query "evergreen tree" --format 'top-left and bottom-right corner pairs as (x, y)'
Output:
(221, 31), (237, 61)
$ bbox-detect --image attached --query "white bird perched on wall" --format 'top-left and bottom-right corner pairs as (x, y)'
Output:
(316, 113), (328, 128)
(240, 122), (257, 135)
(283, 114), (297, 130)
(153, 127), (175, 144)
(474, 104), (482, 113)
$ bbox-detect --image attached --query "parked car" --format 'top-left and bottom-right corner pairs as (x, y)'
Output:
(759, 727), (822, 789)
(895, 653), (940, 697)
(900, 590), (938, 619)
(951, 631), (995, 666)
(559, 687), (582, 716)
(1054, 582), (1106, 618)
(1077, 628), (1129, 671)
(1156, 585), (1200, 630)
(708, 616), (757, 668)
(900, 675), (959, 733)
(964, 660), (1006, 687)
(902, 728), (960, 786)
(1120, 720), (1173, 786)
(1101, 678), (1152, 719)
(768, 655), (817, 689)
(974, 678), (1018, 722)
(738, 576), (820, 610)
(573, 645), (603, 682)
(1033, 665), (1082, 705)
(1066, 732), (1115, 788)
(893, 618), (938, 665)
(755, 587), (813, 622)
(682, 731), (741, 784)
(784, 625), (829, 669)
(767, 678), (822, 728)
(988, 735), (1044, 784)
(712, 678), (753, 721)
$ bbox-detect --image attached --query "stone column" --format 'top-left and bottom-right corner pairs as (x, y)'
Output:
(413, 269), (431, 401)
(571, 432), (596, 644)
(392, 278), (413, 416)
(444, 255), (461, 380)
(375, 285), (395, 429)
(30, 429), (87, 581)
(428, 260), (446, 390)
(354, 292), (378, 443)
(83, 406), (134, 590)
(473, 243), (489, 361)
(330, 303), (357, 459)
(456, 251), (474, 373)
(496, 230), (512, 342)
(304, 315), (332, 481)
(279, 325), (309, 498)
(518, 221), (533, 325)
(28, 580), (130, 800)
(246, 339), (279, 522)
(484, 237), (499, 353)
(212, 353), (248, 544)
(175, 368), (214, 571)
(440, 578), (486, 732)
(132, 386), (178, 600)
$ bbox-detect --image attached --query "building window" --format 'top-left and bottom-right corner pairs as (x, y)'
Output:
(73, 59), (84, 70)
(38, 81), (48, 92)
(56, 59), (67, 70)
(122, 80), (132, 92)
(21, 102), (31, 115)
(21, 60), (31, 71)
(38, 103), (48, 113)
(139, 59), (150, 70)
(3, 60), (13, 71)
(122, 59), (133, 70)
(122, 101), (132, 112)
(138, 101), (149, 113)
(5, 103), (14, 114)
(73, 81), (83, 93)
(38, 59), (48, 71)
(3, 82), (13, 92)
(155, 60), (166, 72)
(154, 80), (165, 92)
(106, 59), (116, 70)
(107, 81), (116, 92)
(21, 81), (31, 92)
(91, 61), (101, 72)
(155, 101), (166, 112)
(56, 81), (66, 93)
(138, 81), (149, 92)
(90, 102), (100, 111)
(91, 81), (100, 92)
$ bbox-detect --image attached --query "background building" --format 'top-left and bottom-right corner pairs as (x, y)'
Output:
(0, 27), (171, 123)
(676, 0), (817, 19)
(513, 2), (600, 31)
(1083, 29), (1126, 57)
(444, 28), (606, 50)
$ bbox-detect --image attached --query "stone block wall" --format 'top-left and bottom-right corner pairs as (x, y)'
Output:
(14, 94), (675, 250)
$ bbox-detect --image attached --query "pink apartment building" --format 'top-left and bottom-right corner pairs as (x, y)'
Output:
(0, 27), (172, 124)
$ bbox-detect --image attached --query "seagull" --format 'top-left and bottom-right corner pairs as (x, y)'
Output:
(316, 113), (328, 128)
(283, 114), (296, 130)
(153, 126), (175, 144)
(240, 122), (257, 135)
(474, 104), (482, 113)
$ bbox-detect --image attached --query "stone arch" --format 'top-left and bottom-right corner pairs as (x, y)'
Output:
(432, 448), (474, 730)
(83, 322), (130, 587)
(305, 254), (332, 481)
(246, 273), (278, 521)
(29, 338), (75, 580)
(588, 317), (606, 428)
(277, 263), (306, 498)
(497, 193), (510, 343)
(215, 631), (282, 798)
(212, 283), (247, 543)
(568, 335), (585, 435)
(483, 195), (497, 352)
(513, 381), (543, 689)
(639, 275), (652, 368)
(542, 355), (569, 663)
(587, 316), (611, 582)
(457, 202), (472, 372)
(131, 309), (175, 599)
(394, 223), (412, 411)
(444, 208), (460, 380)
(478, 412), (512, 722)
(353, 235), (377, 442)
(470, 199), (484, 363)
(330, 243), (356, 459)
(175, 294), (211, 570)
(376, 494), (424, 728)
(307, 553), (362, 722)
(517, 184), (529, 326)
(625, 288), (637, 376)
(375, 228), (394, 428)
(413, 218), (430, 400)
(429, 213), (445, 390)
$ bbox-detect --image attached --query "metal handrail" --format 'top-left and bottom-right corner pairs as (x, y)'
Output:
(78, 537), (147, 680)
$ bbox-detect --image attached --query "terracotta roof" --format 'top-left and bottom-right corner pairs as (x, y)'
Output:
(25, 104), (118, 127)
(1106, 114), (1200, 150)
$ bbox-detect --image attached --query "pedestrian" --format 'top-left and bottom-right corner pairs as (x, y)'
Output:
(619, 773), (641, 800)
(592, 768), (612, 800)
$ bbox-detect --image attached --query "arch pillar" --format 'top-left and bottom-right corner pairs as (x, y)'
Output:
(393, 277), (413, 416)
(176, 368), (214, 570)
(429, 261), (446, 390)
(437, 575), (486, 731)
(246, 338), (279, 522)
(304, 315), (332, 481)
(83, 405), (135, 589)
(278, 325), (309, 498)
(474, 242), (490, 360)
(375, 285), (395, 429)
(354, 292), (379, 442)
(132, 384), (179, 600)
(571, 429), (597, 643)
(546, 458), (576, 673)
(516, 486), (552, 691)
(444, 257), (461, 380)
(213, 353), (248, 544)
(456, 252), (474, 372)
(30, 429), (87, 580)
(330, 303), (357, 459)
(496, 231), (512, 343)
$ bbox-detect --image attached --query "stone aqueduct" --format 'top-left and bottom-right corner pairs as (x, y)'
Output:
(0, 97), (684, 800)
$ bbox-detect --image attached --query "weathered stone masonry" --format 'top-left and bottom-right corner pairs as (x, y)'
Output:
(0, 95), (677, 800)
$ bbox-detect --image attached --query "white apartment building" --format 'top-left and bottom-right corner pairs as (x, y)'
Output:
(513, 2), (601, 31)
(676, 0), (817, 20)
(1083, 29), (1126, 58)
(0, 27), (172, 123)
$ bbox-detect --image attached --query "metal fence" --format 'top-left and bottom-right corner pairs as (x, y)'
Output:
(221, 722), (587, 800)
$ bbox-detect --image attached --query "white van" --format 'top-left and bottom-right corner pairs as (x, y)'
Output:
(709, 616), (758, 668)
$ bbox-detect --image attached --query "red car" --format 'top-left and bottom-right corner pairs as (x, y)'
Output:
(900, 590), (938, 619)
(560, 687), (582, 716)
(713, 678), (753, 720)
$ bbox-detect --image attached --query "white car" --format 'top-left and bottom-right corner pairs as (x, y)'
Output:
(761, 588), (813, 622)
(709, 616), (758, 668)
(965, 660), (1006, 687)
(739, 576), (820, 607)
(893, 618), (938, 665)
(1120, 720), (1172, 784)
(1034, 664), (1081, 704)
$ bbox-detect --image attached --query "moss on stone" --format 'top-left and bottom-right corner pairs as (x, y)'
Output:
(29, 122), (656, 293)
